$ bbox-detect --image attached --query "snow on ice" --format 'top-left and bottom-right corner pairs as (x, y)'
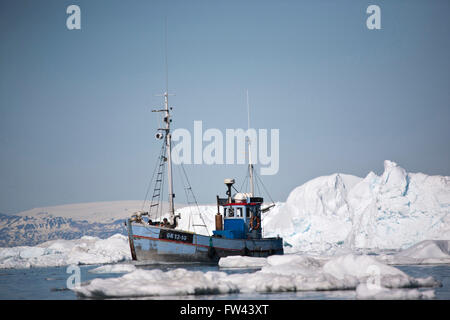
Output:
(218, 256), (268, 268)
(72, 254), (439, 299)
(378, 240), (450, 265)
(0, 234), (130, 269)
(89, 263), (136, 274)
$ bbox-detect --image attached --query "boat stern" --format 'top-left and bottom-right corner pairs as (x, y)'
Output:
(125, 219), (137, 260)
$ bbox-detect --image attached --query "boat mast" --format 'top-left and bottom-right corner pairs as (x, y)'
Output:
(164, 92), (175, 218)
(247, 89), (254, 197)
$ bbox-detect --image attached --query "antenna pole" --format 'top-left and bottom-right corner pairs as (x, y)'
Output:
(247, 89), (254, 196)
(164, 16), (169, 94)
(164, 18), (175, 219)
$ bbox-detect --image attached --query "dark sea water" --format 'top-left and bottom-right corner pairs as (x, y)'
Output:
(0, 264), (449, 300)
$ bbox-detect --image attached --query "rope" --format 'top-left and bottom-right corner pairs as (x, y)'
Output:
(177, 164), (192, 232)
(181, 163), (209, 235)
(255, 171), (275, 205)
(141, 143), (162, 211)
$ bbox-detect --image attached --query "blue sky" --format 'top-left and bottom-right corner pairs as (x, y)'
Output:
(1, 0), (449, 213)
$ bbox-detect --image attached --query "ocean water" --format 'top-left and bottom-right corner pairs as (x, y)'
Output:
(0, 263), (449, 300)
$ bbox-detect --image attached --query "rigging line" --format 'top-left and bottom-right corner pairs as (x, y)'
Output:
(178, 165), (193, 232)
(231, 183), (240, 194)
(239, 169), (250, 193)
(239, 164), (251, 193)
(238, 172), (247, 193)
(243, 175), (249, 194)
(177, 164), (192, 232)
(255, 172), (275, 205)
(255, 175), (263, 200)
(253, 169), (261, 194)
(180, 163), (197, 202)
(142, 141), (165, 211)
(181, 163), (209, 235)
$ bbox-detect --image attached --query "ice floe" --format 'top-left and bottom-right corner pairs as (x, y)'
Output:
(355, 283), (435, 300)
(72, 253), (440, 299)
(379, 240), (450, 265)
(89, 263), (136, 274)
(218, 256), (268, 268)
(0, 234), (130, 269)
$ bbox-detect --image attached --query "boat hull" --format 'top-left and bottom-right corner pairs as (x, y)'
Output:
(127, 220), (283, 263)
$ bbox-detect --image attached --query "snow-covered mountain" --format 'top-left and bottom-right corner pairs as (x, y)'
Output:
(15, 200), (184, 224)
(0, 213), (126, 247)
(0, 201), (186, 247)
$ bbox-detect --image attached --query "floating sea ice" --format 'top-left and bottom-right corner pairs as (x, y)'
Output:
(356, 283), (435, 300)
(74, 269), (239, 298)
(0, 234), (131, 269)
(218, 256), (268, 268)
(378, 240), (450, 265)
(89, 263), (136, 274)
(72, 254), (439, 299)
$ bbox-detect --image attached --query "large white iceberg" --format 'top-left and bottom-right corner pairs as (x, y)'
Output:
(263, 160), (450, 252)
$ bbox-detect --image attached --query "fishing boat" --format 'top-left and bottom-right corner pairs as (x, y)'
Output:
(125, 89), (283, 263)
(125, 23), (282, 262)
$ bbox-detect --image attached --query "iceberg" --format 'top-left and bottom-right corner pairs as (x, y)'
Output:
(263, 160), (450, 253)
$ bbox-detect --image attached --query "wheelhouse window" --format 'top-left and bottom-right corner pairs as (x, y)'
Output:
(236, 207), (243, 218)
(228, 207), (234, 217)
